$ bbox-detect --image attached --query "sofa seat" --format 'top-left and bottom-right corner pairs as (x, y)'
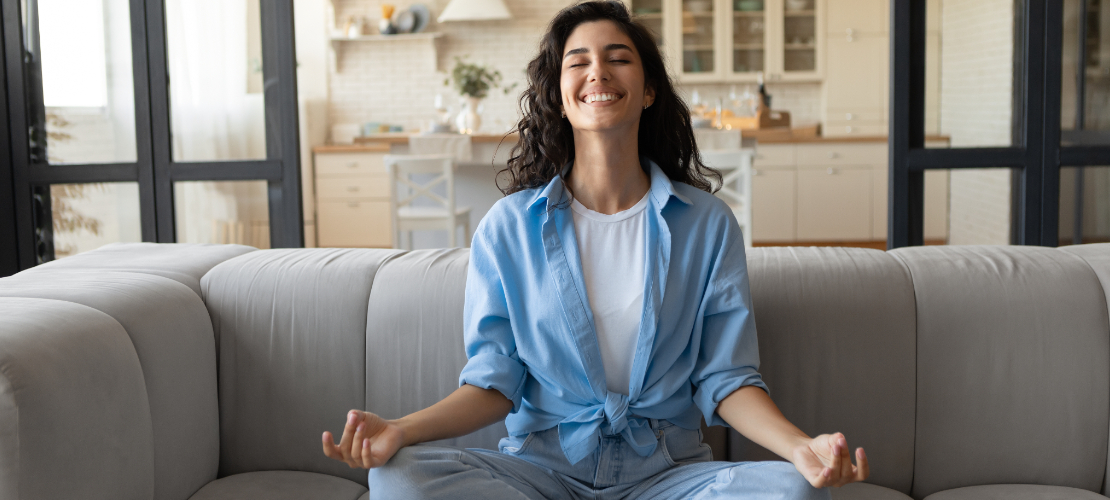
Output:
(189, 471), (367, 500)
(921, 484), (1108, 499)
(831, 482), (913, 499)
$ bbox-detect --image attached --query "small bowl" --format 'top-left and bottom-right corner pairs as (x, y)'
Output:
(784, 0), (809, 11)
(734, 0), (764, 12)
(686, 0), (712, 13)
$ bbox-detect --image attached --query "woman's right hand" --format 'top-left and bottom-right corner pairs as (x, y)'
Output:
(322, 410), (405, 469)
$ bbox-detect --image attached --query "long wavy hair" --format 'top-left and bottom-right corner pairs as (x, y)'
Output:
(498, 0), (720, 196)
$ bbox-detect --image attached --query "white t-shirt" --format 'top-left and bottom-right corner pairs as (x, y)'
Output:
(570, 190), (650, 395)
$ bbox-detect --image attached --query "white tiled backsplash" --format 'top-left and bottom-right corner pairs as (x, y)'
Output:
(328, 0), (821, 135)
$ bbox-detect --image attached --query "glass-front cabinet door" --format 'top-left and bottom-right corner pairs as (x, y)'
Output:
(732, 0), (767, 75)
(632, 0), (823, 83)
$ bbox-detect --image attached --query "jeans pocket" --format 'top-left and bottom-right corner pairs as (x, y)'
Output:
(660, 425), (713, 465)
(500, 432), (537, 455)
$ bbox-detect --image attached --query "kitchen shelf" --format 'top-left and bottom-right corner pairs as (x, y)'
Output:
(784, 10), (815, 16)
(733, 43), (764, 49)
(328, 32), (444, 73)
(733, 11), (766, 16)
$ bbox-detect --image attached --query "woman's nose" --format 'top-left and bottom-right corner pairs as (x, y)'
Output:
(587, 61), (610, 82)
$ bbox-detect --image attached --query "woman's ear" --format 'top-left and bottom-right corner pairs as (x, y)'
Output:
(644, 86), (656, 109)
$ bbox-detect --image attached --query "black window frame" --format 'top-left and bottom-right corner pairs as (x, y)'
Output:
(888, 0), (1110, 249)
(1, 0), (302, 274)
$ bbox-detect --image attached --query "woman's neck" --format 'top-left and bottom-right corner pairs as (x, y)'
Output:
(566, 128), (650, 215)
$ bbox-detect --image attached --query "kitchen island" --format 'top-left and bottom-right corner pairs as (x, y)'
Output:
(311, 133), (948, 249)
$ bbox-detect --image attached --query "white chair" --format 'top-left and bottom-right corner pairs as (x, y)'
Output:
(383, 154), (471, 249)
(700, 149), (754, 248)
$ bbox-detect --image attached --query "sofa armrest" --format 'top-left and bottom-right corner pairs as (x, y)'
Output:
(0, 298), (155, 500)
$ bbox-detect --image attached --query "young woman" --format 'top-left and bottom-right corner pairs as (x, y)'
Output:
(323, 2), (868, 497)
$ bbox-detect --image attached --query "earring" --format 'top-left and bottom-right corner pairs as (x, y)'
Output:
(561, 108), (566, 117)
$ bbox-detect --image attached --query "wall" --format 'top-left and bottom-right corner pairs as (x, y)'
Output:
(939, 0), (1015, 245)
(326, 0), (822, 135)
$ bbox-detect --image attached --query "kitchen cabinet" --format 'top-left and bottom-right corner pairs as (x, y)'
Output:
(821, 0), (940, 137)
(626, 0), (824, 83)
(313, 147), (394, 247)
(751, 140), (949, 243)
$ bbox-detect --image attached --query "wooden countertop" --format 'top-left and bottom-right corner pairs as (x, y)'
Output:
(314, 133), (949, 153)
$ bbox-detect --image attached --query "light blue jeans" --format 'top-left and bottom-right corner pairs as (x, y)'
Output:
(367, 419), (830, 499)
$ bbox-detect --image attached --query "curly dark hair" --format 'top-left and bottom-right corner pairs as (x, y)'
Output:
(498, 0), (720, 196)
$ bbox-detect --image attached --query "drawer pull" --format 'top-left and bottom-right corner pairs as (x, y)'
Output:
(827, 168), (838, 175)
(845, 126), (854, 133)
(846, 28), (855, 36)
(845, 113), (854, 120)
(346, 186), (360, 192)
(346, 162), (359, 169)
(347, 201), (360, 208)
(828, 152), (840, 159)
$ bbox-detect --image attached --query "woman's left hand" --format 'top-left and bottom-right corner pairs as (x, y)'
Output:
(791, 432), (869, 488)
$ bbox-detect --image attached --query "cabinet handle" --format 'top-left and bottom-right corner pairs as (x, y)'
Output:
(828, 152), (840, 159)
(827, 168), (838, 175)
(846, 35), (855, 42)
(846, 28), (855, 36)
(346, 162), (359, 169)
(347, 201), (360, 208)
(845, 126), (854, 133)
(845, 113), (854, 120)
(346, 186), (359, 192)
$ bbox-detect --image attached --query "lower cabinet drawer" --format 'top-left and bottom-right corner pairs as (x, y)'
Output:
(821, 122), (888, 138)
(316, 175), (390, 199)
(796, 168), (872, 241)
(316, 200), (392, 248)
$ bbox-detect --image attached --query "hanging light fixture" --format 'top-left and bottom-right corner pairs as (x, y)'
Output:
(437, 0), (512, 22)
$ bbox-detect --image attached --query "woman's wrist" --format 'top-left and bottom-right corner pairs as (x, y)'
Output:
(390, 417), (421, 448)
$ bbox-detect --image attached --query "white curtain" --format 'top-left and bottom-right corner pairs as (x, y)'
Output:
(166, 0), (270, 247)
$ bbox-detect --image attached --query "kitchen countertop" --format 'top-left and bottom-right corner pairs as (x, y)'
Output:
(313, 133), (950, 153)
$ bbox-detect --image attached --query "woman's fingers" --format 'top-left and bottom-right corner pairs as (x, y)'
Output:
(837, 437), (854, 485)
(855, 448), (870, 481)
(826, 440), (843, 483)
(336, 410), (362, 467)
(349, 421), (368, 468)
(322, 431), (341, 460)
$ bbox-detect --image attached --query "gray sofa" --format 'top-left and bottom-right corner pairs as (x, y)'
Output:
(1, 242), (1108, 500)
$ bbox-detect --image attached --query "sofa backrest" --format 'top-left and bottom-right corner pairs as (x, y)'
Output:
(891, 246), (1110, 499)
(740, 247), (918, 495)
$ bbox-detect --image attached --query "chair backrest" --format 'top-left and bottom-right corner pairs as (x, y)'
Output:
(699, 149), (752, 204)
(383, 154), (457, 213)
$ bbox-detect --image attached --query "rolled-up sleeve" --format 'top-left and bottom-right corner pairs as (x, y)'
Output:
(459, 222), (528, 413)
(690, 224), (768, 427)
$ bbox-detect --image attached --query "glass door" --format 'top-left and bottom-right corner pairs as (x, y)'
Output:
(681, 0), (716, 74)
(631, 0), (666, 47)
(732, 0), (766, 75)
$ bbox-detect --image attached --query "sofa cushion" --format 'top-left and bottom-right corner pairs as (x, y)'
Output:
(0, 298), (154, 500)
(921, 484), (1106, 500)
(17, 242), (255, 297)
(740, 247), (917, 495)
(0, 272), (220, 500)
(1060, 242), (1110, 496)
(188, 471), (366, 500)
(364, 248), (507, 450)
(891, 246), (1110, 499)
(201, 248), (402, 485)
(830, 482), (914, 500)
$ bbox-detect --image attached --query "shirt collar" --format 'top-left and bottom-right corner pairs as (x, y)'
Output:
(527, 157), (692, 212)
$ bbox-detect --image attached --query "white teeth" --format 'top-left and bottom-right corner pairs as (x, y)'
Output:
(584, 93), (620, 103)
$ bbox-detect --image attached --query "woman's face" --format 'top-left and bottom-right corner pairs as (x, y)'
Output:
(560, 20), (655, 134)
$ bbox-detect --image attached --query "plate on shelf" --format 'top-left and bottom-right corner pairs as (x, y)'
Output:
(408, 4), (430, 33)
(395, 10), (415, 33)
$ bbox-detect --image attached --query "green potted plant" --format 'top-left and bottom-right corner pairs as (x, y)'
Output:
(444, 57), (515, 133)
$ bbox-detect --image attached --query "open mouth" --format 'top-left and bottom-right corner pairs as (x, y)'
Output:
(581, 92), (623, 104)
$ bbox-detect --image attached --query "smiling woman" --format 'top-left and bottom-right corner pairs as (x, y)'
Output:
(323, 2), (866, 498)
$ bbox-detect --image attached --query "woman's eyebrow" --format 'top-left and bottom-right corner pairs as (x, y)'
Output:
(563, 43), (634, 59)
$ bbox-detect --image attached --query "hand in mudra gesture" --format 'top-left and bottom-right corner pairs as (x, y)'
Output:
(792, 432), (869, 488)
(322, 410), (405, 469)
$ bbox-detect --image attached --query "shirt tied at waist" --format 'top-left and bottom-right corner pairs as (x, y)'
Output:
(556, 392), (658, 465)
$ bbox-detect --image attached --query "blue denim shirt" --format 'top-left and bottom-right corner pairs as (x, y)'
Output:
(459, 158), (767, 465)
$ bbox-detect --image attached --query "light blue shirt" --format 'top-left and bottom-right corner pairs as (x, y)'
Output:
(459, 158), (767, 465)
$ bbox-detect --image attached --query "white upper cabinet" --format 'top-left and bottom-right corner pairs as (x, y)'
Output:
(627, 0), (824, 83)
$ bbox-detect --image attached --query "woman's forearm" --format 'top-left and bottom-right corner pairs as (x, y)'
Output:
(392, 383), (513, 447)
(716, 385), (811, 462)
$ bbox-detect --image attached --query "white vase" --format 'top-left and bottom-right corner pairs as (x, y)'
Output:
(455, 96), (483, 134)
